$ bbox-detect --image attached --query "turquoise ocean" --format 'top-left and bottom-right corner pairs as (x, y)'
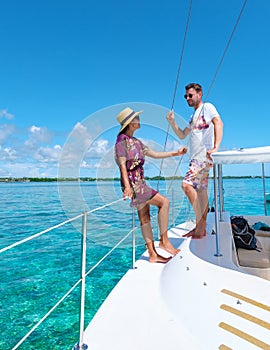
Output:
(0, 177), (269, 350)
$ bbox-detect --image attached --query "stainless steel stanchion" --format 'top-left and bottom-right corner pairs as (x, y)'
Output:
(78, 212), (88, 350)
(132, 207), (136, 269)
(213, 164), (222, 257)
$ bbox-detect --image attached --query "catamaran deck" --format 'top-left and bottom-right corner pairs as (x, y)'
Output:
(83, 215), (270, 350)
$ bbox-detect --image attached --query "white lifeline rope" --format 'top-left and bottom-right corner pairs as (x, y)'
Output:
(0, 198), (124, 254)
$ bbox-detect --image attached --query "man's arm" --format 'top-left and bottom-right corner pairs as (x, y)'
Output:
(166, 110), (190, 140)
(207, 116), (223, 158)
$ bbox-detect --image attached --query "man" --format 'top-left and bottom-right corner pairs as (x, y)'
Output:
(167, 83), (223, 238)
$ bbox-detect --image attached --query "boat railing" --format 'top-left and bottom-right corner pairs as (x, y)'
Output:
(0, 197), (138, 350)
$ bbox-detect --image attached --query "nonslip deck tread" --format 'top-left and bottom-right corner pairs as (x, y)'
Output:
(219, 322), (270, 349)
(218, 345), (232, 350)
(220, 304), (270, 330)
(221, 289), (270, 312)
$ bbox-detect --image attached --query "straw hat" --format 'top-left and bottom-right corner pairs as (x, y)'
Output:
(116, 107), (143, 132)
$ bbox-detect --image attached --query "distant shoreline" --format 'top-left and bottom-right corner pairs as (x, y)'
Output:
(0, 176), (269, 183)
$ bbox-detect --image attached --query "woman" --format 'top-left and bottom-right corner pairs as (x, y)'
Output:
(115, 107), (187, 263)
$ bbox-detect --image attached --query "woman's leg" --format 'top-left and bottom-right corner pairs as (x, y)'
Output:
(137, 204), (171, 263)
(147, 193), (180, 255)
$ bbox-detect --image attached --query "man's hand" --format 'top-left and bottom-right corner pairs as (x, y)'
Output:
(166, 110), (175, 124)
(206, 147), (218, 160)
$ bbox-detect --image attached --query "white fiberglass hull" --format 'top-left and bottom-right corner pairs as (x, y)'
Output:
(83, 216), (270, 350)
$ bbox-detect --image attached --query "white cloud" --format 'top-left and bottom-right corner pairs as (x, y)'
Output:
(58, 122), (106, 172)
(0, 120), (64, 177)
(0, 109), (14, 120)
(72, 122), (91, 147)
(87, 139), (109, 157)
(24, 125), (53, 148)
(80, 160), (89, 168)
(0, 118), (117, 178)
(34, 144), (62, 163)
(0, 124), (16, 145)
(30, 125), (41, 133)
(1, 147), (17, 160)
(3, 163), (48, 178)
(78, 138), (114, 174)
(94, 160), (114, 169)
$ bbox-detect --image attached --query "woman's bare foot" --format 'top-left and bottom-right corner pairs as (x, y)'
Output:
(159, 241), (180, 255)
(149, 254), (172, 263)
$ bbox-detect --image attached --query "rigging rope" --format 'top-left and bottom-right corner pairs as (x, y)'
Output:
(157, 0), (192, 192)
(205, 0), (248, 100)
(157, 0), (248, 191)
(154, 0), (248, 225)
(170, 0), (193, 111)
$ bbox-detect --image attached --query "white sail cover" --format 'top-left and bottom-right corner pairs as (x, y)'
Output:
(211, 146), (270, 164)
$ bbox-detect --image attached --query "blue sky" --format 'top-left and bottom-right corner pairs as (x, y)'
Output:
(0, 0), (269, 178)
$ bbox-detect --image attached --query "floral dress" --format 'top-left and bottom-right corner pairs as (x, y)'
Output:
(115, 134), (158, 208)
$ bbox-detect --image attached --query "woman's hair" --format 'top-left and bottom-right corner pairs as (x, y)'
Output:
(185, 83), (202, 92)
(118, 125), (129, 136)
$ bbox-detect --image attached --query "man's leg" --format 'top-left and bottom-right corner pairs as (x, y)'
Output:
(182, 182), (207, 238)
(182, 159), (211, 238)
(194, 163), (211, 236)
(195, 189), (208, 236)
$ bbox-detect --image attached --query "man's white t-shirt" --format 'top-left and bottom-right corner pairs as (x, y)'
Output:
(188, 102), (219, 162)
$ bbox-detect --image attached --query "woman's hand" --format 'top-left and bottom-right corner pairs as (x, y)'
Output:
(123, 186), (133, 200)
(173, 146), (188, 156)
(180, 146), (188, 155)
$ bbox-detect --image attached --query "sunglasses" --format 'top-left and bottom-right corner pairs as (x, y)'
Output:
(184, 93), (194, 99)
